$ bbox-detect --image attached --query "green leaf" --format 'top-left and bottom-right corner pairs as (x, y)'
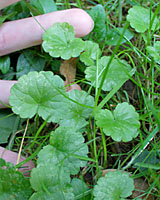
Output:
(85, 56), (132, 91)
(127, 6), (159, 33)
(93, 171), (134, 200)
(30, 187), (74, 200)
(0, 159), (32, 200)
(95, 102), (140, 142)
(105, 28), (134, 46)
(60, 90), (94, 130)
(80, 41), (101, 66)
(0, 110), (17, 144)
(37, 126), (88, 175)
(0, 56), (10, 74)
(133, 149), (160, 171)
(3, 1), (30, 20)
(0, 12), (17, 26)
(147, 41), (160, 64)
(16, 50), (46, 78)
(30, 0), (57, 14)
(0, 67), (14, 80)
(42, 22), (85, 60)
(71, 178), (91, 200)
(30, 163), (74, 200)
(88, 4), (106, 42)
(9, 71), (68, 122)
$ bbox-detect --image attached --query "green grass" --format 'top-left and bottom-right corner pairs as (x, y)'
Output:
(0, 0), (160, 199)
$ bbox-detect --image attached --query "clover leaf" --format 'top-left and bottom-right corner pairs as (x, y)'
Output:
(30, 163), (75, 200)
(147, 41), (160, 64)
(127, 6), (159, 33)
(95, 102), (140, 142)
(93, 171), (134, 200)
(60, 90), (94, 130)
(85, 56), (132, 91)
(42, 22), (85, 60)
(9, 71), (68, 122)
(37, 126), (88, 175)
(80, 41), (101, 66)
(0, 159), (32, 200)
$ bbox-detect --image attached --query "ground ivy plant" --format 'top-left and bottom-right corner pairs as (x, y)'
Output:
(1, 22), (141, 199)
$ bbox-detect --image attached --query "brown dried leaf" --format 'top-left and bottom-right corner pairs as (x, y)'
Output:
(60, 57), (78, 91)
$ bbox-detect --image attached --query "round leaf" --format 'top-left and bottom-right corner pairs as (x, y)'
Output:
(93, 171), (134, 200)
(37, 126), (88, 175)
(85, 56), (132, 91)
(30, 163), (74, 200)
(60, 90), (94, 130)
(71, 178), (90, 200)
(42, 22), (85, 60)
(80, 41), (101, 66)
(147, 41), (160, 64)
(30, 188), (74, 200)
(9, 71), (68, 122)
(127, 6), (159, 33)
(30, 163), (70, 191)
(95, 102), (140, 142)
(0, 159), (32, 200)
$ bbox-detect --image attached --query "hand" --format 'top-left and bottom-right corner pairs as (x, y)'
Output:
(0, 0), (94, 108)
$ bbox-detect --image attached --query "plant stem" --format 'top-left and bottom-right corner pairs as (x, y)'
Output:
(16, 118), (29, 166)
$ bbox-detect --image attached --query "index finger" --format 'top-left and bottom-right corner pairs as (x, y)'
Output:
(0, 9), (94, 56)
(0, 0), (20, 10)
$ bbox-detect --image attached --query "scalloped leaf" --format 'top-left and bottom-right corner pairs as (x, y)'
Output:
(30, 187), (74, 200)
(30, 163), (74, 200)
(85, 56), (132, 91)
(93, 171), (134, 200)
(127, 6), (159, 33)
(0, 159), (32, 200)
(147, 41), (160, 64)
(42, 22), (85, 60)
(9, 71), (68, 122)
(60, 90), (94, 130)
(37, 126), (88, 175)
(95, 102), (140, 142)
(71, 178), (90, 200)
(9, 71), (94, 128)
(80, 41), (101, 66)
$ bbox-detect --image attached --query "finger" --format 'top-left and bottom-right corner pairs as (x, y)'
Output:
(0, 9), (94, 56)
(0, 0), (20, 10)
(0, 146), (35, 176)
(0, 80), (17, 108)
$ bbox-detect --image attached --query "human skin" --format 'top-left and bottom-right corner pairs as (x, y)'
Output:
(0, 0), (20, 9)
(0, 0), (94, 108)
